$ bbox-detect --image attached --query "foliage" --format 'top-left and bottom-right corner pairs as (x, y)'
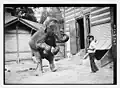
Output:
(11, 7), (37, 22)
(8, 7), (64, 23)
(32, 7), (64, 24)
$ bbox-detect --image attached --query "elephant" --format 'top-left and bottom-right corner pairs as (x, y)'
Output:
(29, 17), (69, 73)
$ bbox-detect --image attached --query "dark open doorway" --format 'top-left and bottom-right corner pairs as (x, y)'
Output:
(76, 18), (85, 50)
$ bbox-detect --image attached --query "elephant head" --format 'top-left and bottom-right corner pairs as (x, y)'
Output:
(43, 17), (69, 43)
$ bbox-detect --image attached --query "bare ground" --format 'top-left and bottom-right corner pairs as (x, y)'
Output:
(5, 56), (113, 84)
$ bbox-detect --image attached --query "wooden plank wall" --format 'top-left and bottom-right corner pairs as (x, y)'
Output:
(90, 7), (111, 41)
(64, 7), (91, 55)
(5, 27), (18, 61)
(17, 27), (32, 60)
(64, 7), (76, 54)
(5, 26), (32, 62)
(64, 7), (112, 55)
(90, 7), (111, 26)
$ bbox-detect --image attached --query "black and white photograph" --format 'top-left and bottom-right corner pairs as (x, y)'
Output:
(3, 4), (117, 85)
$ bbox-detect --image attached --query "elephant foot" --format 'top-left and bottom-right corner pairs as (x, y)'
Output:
(51, 68), (57, 72)
(50, 64), (57, 72)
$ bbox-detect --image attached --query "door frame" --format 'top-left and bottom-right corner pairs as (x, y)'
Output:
(75, 16), (85, 52)
(83, 12), (91, 52)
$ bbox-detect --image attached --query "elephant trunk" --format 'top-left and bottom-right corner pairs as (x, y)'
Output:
(56, 33), (69, 43)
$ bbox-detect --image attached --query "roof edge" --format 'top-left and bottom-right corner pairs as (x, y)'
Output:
(5, 16), (43, 31)
(19, 18), (39, 31)
(5, 18), (18, 27)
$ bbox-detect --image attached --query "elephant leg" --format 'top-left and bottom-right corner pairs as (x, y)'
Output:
(35, 58), (44, 73)
(47, 55), (57, 72)
(33, 51), (44, 73)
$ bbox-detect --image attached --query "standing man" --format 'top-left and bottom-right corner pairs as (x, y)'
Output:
(87, 35), (99, 73)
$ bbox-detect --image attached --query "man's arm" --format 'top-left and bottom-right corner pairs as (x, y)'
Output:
(87, 48), (95, 51)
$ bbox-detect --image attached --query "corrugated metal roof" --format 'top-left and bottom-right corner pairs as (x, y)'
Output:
(5, 16), (18, 24)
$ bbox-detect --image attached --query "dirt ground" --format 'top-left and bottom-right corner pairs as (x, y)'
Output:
(5, 55), (113, 84)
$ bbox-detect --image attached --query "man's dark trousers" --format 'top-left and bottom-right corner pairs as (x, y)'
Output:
(89, 53), (98, 72)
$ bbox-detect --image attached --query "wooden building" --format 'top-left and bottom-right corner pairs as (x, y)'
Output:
(5, 14), (65, 62)
(64, 7), (116, 66)
(5, 16), (41, 62)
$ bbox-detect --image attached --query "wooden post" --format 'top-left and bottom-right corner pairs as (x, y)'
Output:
(84, 13), (90, 53)
(16, 23), (20, 64)
(30, 28), (34, 58)
(83, 15), (87, 53)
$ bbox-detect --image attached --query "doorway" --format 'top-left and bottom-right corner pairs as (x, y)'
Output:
(76, 17), (85, 50)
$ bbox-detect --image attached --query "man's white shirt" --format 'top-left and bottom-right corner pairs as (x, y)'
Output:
(88, 40), (96, 53)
